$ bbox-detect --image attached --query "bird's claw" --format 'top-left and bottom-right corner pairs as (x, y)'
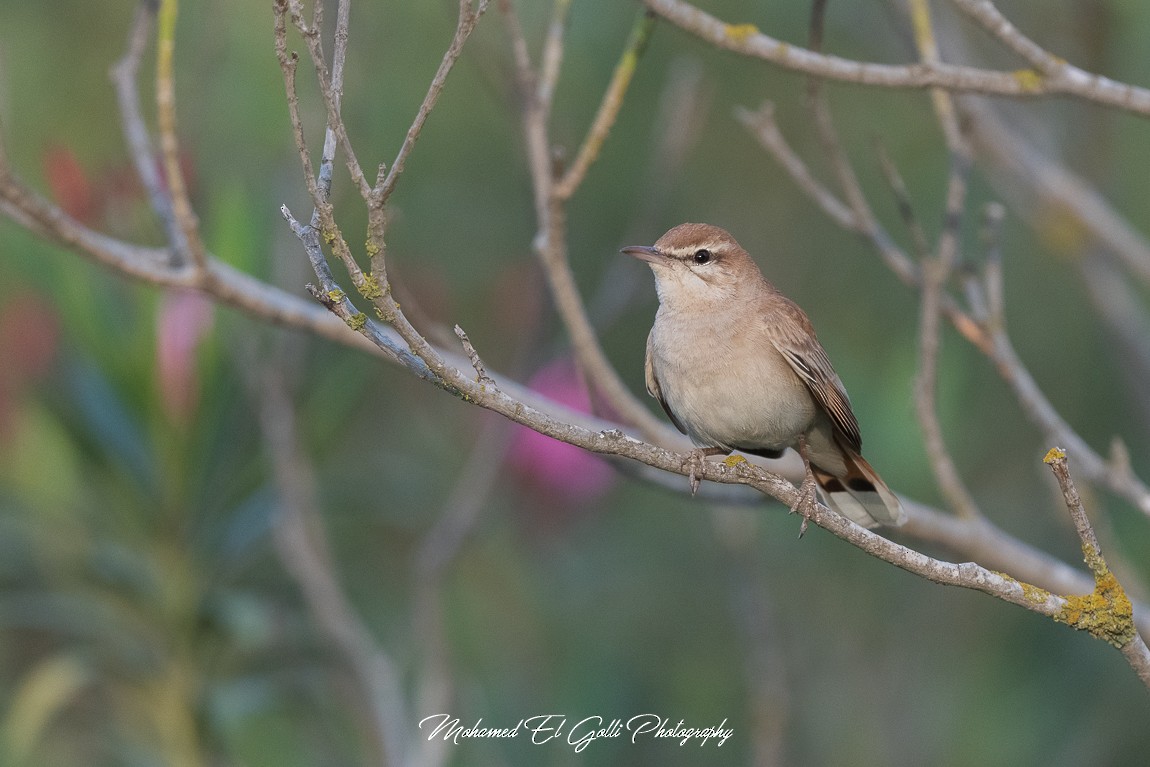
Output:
(684, 447), (726, 496)
(790, 466), (819, 538)
(685, 450), (704, 496)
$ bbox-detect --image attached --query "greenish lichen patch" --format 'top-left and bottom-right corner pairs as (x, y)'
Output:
(722, 455), (747, 467)
(1054, 569), (1136, 648)
(1020, 581), (1054, 605)
(345, 312), (368, 332)
(326, 289), (346, 304)
(358, 272), (384, 300)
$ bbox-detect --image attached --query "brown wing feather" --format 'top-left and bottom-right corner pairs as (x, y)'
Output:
(767, 297), (863, 453)
(645, 329), (688, 435)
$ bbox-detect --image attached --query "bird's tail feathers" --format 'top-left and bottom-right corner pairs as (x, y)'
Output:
(812, 448), (906, 528)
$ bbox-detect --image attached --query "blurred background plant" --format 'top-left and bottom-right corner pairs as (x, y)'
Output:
(1, 0), (1150, 765)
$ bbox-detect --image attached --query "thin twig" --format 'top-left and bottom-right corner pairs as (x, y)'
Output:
(410, 413), (513, 767)
(909, 0), (965, 151)
(453, 324), (495, 386)
(274, 0), (366, 291)
(875, 144), (932, 261)
(979, 201), (1006, 330)
(537, 0), (574, 116)
(284, 0), (371, 199)
(948, 0), (1068, 74)
(906, 0), (982, 520)
(110, 1), (186, 263)
(734, 104), (854, 230)
(250, 354), (409, 765)
(803, 0), (875, 238)
(500, 0), (671, 441)
(1044, 449), (1150, 688)
(910, 183), (983, 519)
(554, 10), (657, 200)
(375, 0), (491, 208)
(314, 0), (351, 208)
(154, 0), (207, 271)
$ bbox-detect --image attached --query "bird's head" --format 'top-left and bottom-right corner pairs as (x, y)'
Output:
(621, 223), (764, 309)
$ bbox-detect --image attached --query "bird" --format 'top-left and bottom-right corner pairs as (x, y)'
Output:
(621, 222), (906, 529)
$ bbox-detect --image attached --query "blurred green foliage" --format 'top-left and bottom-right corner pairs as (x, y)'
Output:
(2, 1), (1150, 765)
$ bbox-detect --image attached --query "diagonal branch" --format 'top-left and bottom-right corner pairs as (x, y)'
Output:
(250, 353), (409, 765)
(554, 10), (657, 200)
(375, 0), (491, 209)
(6, 143), (1150, 640)
(110, 1), (184, 261)
(500, 1), (672, 440)
(642, 0), (1150, 116)
(906, 0), (982, 521)
(155, 0), (207, 271)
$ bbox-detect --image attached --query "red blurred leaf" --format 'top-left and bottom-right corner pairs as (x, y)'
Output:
(43, 145), (95, 223)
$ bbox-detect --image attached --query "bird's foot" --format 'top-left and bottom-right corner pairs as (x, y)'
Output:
(791, 434), (819, 538)
(789, 471), (819, 538)
(683, 447), (727, 496)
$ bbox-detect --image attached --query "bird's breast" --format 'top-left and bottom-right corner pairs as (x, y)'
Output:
(649, 312), (816, 452)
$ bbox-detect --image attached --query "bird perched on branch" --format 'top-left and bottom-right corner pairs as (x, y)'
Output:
(622, 222), (905, 529)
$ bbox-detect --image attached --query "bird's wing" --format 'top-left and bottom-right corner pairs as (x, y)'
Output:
(645, 329), (688, 435)
(768, 299), (863, 453)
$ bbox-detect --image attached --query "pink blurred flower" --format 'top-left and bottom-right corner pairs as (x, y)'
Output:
(508, 358), (615, 508)
(155, 289), (213, 426)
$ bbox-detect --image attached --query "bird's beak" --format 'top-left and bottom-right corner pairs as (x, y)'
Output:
(620, 245), (667, 265)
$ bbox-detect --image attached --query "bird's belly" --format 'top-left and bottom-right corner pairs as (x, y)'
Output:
(653, 344), (816, 452)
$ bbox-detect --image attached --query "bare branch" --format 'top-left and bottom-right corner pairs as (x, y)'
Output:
(903, 0), (983, 520)
(313, 0), (351, 209)
(453, 324), (495, 387)
(909, 169), (984, 521)
(554, 10), (657, 200)
(375, 0), (491, 209)
(274, 0), (367, 290)
(155, 0), (207, 271)
(949, 0), (1069, 74)
(642, 0), (1150, 115)
(411, 413), (512, 767)
(283, 0), (371, 199)
(734, 104), (854, 231)
(537, 0), (574, 116)
(500, 1), (673, 440)
(960, 98), (1150, 287)
(250, 353), (408, 765)
(110, 1), (185, 261)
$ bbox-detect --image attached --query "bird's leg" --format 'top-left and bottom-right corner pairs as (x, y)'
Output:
(791, 434), (819, 538)
(685, 446), (729, 496)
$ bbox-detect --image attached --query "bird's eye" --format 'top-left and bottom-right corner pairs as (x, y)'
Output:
(692, 249), (713, 265)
